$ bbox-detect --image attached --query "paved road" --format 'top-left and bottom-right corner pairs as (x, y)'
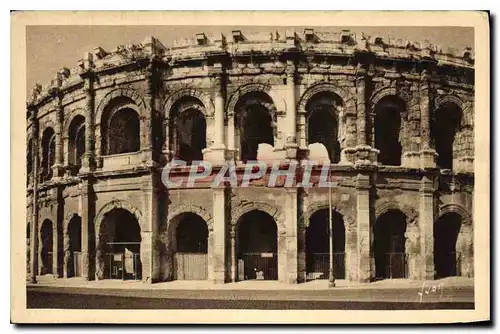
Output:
(27, 286), (474, 310)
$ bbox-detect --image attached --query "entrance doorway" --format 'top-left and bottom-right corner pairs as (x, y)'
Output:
(174, 213), (209, 280)
(40, 219), (53, 275)
(373, 210), (408, 279)
(306, 209), (345, 280)
(434, 212), (462, 278)
(99, 208), (142, 280)
(237, 210), (278, 280)
(67, 215), (82, 277)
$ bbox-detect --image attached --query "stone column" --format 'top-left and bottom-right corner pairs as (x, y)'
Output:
(356, 172), (372, 283)
(419, 71), (438, 169)
(140, 174), (160, 283)
(80, 179), (92, 280)
(63, 225), (70, 278)
(51, 90), (64, 178)
(356, 72), (367, 147)
(355, 70), (378, 166)
(79, 53), (95, 173)
(29, 108), (39, 283)
(211, 187), (227, 283)
(142, 58), (157, 165)
(284, 188), (298, 284)
(284, 62), (298, 159)
(227, 113), (235, 151)
(53, 189), (62, 277)
(229, 227), (237, 282)
(419, 174), (435, 280)
(204, 68), (228, 165)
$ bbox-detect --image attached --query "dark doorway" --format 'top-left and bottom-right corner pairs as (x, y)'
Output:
(306, 92), (342, 163)
(434, 213), (462, 278)
(237, 210), (278, 280)
(100, 208), (142, 280)
(40, 219), (53, 275)
(373, 210), (408, 279)
(67, 215), (82, 278)
(374, 96), (404, 166)
(174, 213), (209, 280)
(432, 103), (462, 170)
(176, 109), (207, 164)
(306, 209), (345, 280)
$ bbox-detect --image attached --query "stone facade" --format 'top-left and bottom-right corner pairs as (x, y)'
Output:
(26, 29), (474, 284)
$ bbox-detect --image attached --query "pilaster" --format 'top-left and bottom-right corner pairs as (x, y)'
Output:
(211, 186), (227, 283)
(419, 174), (436, 280)
(356, 171), (372, 283)
(284, 187), (298, 284)
(419, 70), (438, 169)
(284, 61), (298, 160)
(203, 64), (230, 165)
(140, 174), (160, 283)
(354, 69), (379, 167)
(79, 52), (95, 173)
(79, 178), (92, 280)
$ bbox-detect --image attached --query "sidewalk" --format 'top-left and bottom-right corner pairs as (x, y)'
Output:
(28, 274), (474, 291)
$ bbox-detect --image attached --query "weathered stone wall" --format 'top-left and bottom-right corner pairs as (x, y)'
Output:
(26, 29), (475, 284)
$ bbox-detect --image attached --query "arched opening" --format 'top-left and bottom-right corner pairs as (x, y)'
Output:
(236, 92), (275, 162)
(68, 115), (86, 173)
(176, 109), (207, 164)
(432, 103), (462, 170)
(237, 210), (278, 280)
(41, 128), (56, 181)
(168, 96), (208, 164)
(374, 96), (404, 166)
(106, 108), (140, 155)
(373, 210), (408, 279)
(99, 208), (142, 280)
(306, 209), (346, 280)
(434, 212), (462, 278)
(172, 213), (209, 280)
(67, 215), (82, 278)
(40, 219), (53, 275)
(306, 92), (343, 163)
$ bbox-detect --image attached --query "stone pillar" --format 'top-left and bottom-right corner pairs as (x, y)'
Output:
(284, 188), (298, 284)
(140, 174), (160, 283)
(62, 222), (69, 278)
(355, 71), (378, 166)
(51, 90), (64, 178)
(346, 226), (358, 282)
(79, 53), (95, 173)
(284, 62), (298, 159)
(229, 227), (237, 282)
(419, 71), (438, 169)
(356, 172), (372, 283)
(80, 179), (92, 280)
(141, 58), (157, 165)
(52, 189), (62, 278)
(211, 187), (227, 283)
(227, 113), (235, 151)
(356, 72), (367, 147)
(29, 108), (39, 283)
(419, 174), (435, 280)
(203, 67), (229, 165)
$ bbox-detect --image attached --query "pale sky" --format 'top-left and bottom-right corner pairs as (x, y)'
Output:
(26, 25), (474, 94)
